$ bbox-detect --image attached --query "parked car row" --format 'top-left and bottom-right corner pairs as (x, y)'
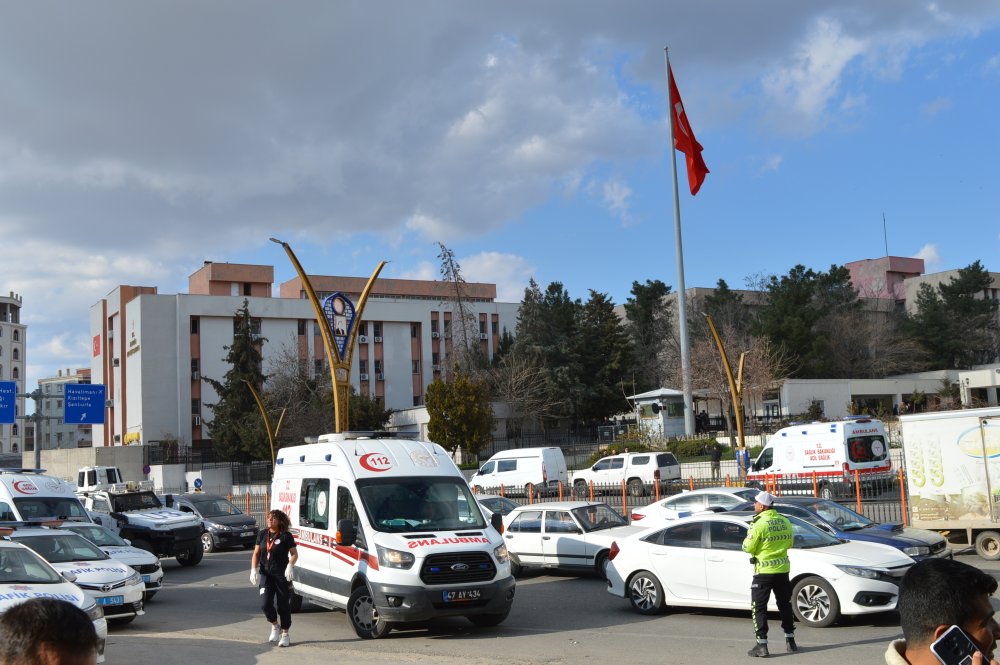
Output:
(496, 482), (951, 629)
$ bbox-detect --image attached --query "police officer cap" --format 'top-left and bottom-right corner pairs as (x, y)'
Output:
(754, 491), (775, 507)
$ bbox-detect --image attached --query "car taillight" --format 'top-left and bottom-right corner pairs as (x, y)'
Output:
(609, 541), (620, 561)
(630, 513), (644, 521)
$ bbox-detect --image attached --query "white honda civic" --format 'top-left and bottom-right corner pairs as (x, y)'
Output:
(605, 512), (914, 627)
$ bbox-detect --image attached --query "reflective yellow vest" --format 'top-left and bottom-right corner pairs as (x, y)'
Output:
(742, 509), (793, 574)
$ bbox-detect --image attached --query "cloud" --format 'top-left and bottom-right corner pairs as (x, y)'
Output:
(398, 261), (437, 282)
(921, 97), (953, 117)
(986, 53), (1000, 74)
(760, 155), (783, 173)
(601, 179), (634, 225)
(913, 243), (942, 267)
(460, 251), (535, 303)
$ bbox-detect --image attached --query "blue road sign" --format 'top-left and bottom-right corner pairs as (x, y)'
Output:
(0, 381), (15, 424)
(64, 384), (106, 425)
(194, 478), (203, 489)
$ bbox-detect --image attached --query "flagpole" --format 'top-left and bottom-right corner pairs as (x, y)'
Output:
(664, 47), (696, 437)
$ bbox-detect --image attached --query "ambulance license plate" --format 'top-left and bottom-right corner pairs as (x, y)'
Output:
(142, 575), (151, 583)
(98, 596), (124, 606)
(442, 589), (481, 603)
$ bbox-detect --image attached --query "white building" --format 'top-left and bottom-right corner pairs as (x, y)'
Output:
(37, 368), (94, 450)
(90, 263), (519, 451)
(0, 292), (26, 455)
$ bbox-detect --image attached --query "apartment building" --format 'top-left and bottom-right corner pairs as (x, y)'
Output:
(37, 368), (94, 450)
(90, 262), (518, 450)
(0, 292), (26, 454)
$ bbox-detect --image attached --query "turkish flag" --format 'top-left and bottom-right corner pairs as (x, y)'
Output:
(668, 65), (709, 195)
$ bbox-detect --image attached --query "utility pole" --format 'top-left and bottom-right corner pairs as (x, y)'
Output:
(18, 388), (61, 469)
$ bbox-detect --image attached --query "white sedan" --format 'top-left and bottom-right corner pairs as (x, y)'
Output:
(605, 512), (914, 627)
(0, 537), (108, 662)
(502, 501), (645, 577)
(8, 525), (146, 625)
(61, 523), (164, 601)
(628, 487), (758, 525)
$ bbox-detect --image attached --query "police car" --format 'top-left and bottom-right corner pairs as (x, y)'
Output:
(6, 524), (145, 625)
(61, 523), (164, 601)
(0, 531), (108, 662)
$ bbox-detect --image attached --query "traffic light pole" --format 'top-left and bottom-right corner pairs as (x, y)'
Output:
(17, 388), (61, 469)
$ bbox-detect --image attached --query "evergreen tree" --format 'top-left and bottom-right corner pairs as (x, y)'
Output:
(575, 290), (632, 422)
(907, 261), (1000, 368)
(623, 279), (672, 391)
(425, 370), (494, 458)
(205, 300), (270, 461)
(348, 388), (395, 431)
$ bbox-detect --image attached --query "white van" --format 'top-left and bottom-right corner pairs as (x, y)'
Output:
(468, 447), (569, 496)
(271, 432), (515, 639)
(0, 468), (91, 523)
(746, 418), (892, 498)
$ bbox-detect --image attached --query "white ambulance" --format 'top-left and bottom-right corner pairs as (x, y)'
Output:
(746, 418), (892, 498)
(0, 469), (92, 523)
(271, 432), (515, 639)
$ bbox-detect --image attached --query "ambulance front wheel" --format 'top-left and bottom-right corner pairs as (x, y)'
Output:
(348, 585), (392, 639)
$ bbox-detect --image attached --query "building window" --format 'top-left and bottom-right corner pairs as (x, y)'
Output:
(480, 320), (486, 334)
(11, 368), (17, 380)
(191, 398), (200, 415)
(443, 320), (451, 336)
(492, 320), (499, 334)
(413, 395), (424, 407)
(314, 359), (324, 376)
(432, 352), (440, 365)
(297, 320), (306, 336)
(412, 360), (420, 374)
(411, 323), (418, 338)
(56, 433), (63, 445)
(231, 283), (239, 296)
(45, 434), (50, 444)
(359, 359), (368, 374)
(373, 322), (382, 338)
(243, 282), (252, 296)
(57, 400), (62, 409)
(191, 358), (200, 375)
(374, 360), (383, 374)
(14, 330), (19, 341)
(11, 444), (16, 453)
(12, 424), (18, 436)
(190, 317), (199, 334)
(430, 319), (438, 333)
(357, 321), (367, 336)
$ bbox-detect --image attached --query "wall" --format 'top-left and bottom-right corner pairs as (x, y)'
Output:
(27, 446), (145, 484)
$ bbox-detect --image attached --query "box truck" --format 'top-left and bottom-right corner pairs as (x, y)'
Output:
(900, 406), (1000, 560)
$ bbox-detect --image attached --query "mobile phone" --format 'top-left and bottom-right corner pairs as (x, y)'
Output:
(931, 625), (984, 665)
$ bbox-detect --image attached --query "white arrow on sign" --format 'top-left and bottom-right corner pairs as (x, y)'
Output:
(80, 412), (87, 422)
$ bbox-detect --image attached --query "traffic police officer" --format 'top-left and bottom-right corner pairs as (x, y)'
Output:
(742, 491), (797, 657)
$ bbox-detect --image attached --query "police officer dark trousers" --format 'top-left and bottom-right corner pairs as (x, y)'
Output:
(250, 509), (298, 648)
(742, 491), (797, 657)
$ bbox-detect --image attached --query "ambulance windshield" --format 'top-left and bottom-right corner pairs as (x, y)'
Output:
(12, 497), (90, 522)
(357, 477), (488, 533)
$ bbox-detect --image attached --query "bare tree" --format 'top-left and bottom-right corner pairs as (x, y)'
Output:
(488, 352), (566, 444)
(436, 242), (484, 375)
(263, 338), (334, 447)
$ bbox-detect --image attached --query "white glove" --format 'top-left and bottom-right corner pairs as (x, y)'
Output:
(250, 569), (260, 586)
(284, 564), (294, 582)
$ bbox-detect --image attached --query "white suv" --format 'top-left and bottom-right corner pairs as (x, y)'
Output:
(572, 452), (681, 497)
(628, 487), (759, 525)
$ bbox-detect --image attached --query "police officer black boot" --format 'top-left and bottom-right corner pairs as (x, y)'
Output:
(748, 641), (769, 657)
(785, 635), (798, 652)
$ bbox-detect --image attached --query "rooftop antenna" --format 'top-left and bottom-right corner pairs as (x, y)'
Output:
(882, 212), (889, 257)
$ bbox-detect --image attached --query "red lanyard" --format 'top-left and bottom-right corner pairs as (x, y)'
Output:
(266, 531), (277, 558)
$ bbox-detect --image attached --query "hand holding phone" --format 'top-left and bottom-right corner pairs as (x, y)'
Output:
(931, 626), (988, 665)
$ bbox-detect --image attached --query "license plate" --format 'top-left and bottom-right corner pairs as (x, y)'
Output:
(442, 589), (481, 603)
(241, 532), (253, 537)
(142, 575), (151, 583)
(97, 595), (124, 606)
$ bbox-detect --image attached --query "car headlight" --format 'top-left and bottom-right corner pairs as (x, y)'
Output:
(494, 543), (509, 564)
(208, 523), (231, 532)
(902, 545), (930, 556)
(83, 603), (104, 621)
(375, 545), (415, 569)
(125, 571), (143, 586)
(835, 564), (882, 579)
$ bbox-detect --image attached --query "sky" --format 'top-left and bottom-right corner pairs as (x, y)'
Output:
(2, 1), (1000, 393)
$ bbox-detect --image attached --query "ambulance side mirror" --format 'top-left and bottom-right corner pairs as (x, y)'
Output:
(336, 519), (357, 547)
(490, 512), (503, 533)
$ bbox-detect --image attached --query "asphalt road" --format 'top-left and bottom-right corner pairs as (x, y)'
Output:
(100, 546), (1000, 665)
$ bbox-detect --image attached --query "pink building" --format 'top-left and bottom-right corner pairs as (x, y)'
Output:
(845, 256), (925, 301)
